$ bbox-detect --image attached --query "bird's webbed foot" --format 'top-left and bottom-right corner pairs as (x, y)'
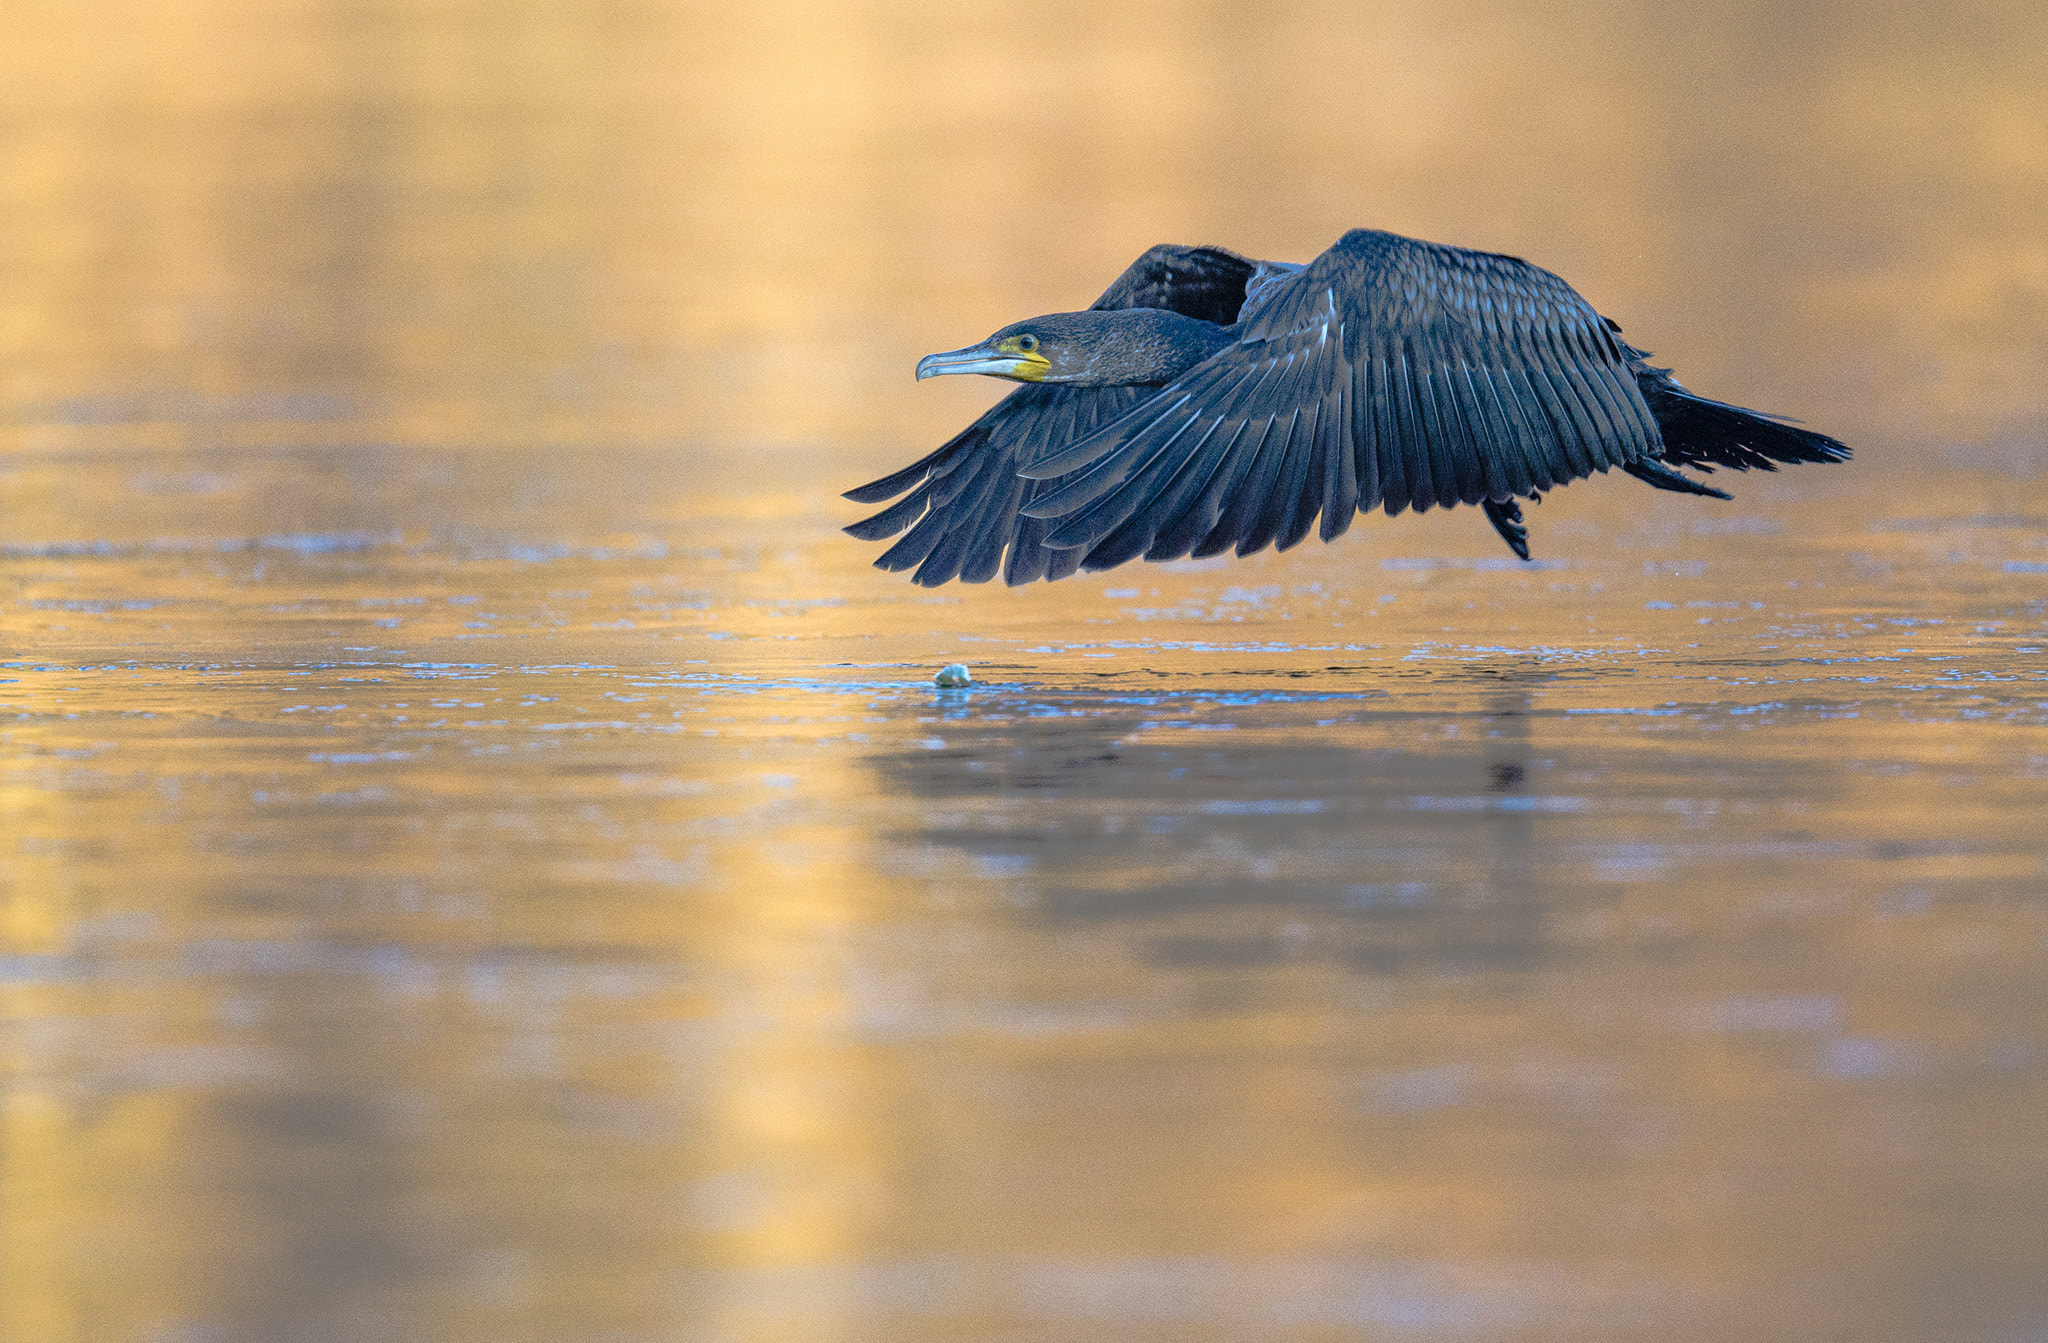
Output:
(1483, 496), (1535, 561)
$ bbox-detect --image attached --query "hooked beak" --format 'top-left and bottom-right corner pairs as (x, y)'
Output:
(915, 341), (1049, 382)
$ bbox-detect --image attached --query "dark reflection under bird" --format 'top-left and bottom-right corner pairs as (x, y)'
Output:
(856, 669), (1562, 972)
(846, 229), (1851, 585)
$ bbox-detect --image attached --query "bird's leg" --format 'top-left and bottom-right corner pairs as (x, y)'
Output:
(1483, 496), (1533, 561)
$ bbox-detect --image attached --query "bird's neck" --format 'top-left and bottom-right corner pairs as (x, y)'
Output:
(1062, 309), (1237, 386)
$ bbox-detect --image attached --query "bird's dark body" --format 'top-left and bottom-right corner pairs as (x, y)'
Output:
(847, 229), (1849, 585)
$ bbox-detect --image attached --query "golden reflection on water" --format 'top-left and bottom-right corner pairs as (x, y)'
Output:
(4, 2), (2048, 1341)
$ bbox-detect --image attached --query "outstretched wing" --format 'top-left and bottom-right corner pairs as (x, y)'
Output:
(844, 383), (1155, 586)
(843, 244), (1261, 587)
(1019, 229), (1666, 571)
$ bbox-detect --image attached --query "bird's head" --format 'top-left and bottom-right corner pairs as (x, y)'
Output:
(915, 309), (1227, 388)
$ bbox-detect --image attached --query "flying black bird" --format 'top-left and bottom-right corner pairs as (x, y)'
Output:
(844, 229), (1849, 586)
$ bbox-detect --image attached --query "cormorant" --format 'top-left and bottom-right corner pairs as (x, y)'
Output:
(845, 229), (1849, 586)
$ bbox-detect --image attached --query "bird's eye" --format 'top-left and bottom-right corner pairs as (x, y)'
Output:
(1017, 334), (1038, 352)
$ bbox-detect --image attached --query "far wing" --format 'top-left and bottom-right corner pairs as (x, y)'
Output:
(1091, 243), (1263, 325)
(1019, 229), (1664, 570)
(843, 244), (1261, 586)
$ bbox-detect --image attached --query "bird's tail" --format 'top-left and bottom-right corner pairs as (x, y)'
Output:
(1635, 366), (1851, 475)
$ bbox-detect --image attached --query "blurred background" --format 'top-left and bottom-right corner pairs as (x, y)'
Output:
(5, 0), (2045, 464)
(3, 2), (2047, 1341)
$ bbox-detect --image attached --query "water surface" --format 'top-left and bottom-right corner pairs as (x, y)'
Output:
(4, 3), (2048, 1341)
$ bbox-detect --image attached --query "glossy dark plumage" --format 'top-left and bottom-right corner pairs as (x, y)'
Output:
(847, 229), (1850, 584)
